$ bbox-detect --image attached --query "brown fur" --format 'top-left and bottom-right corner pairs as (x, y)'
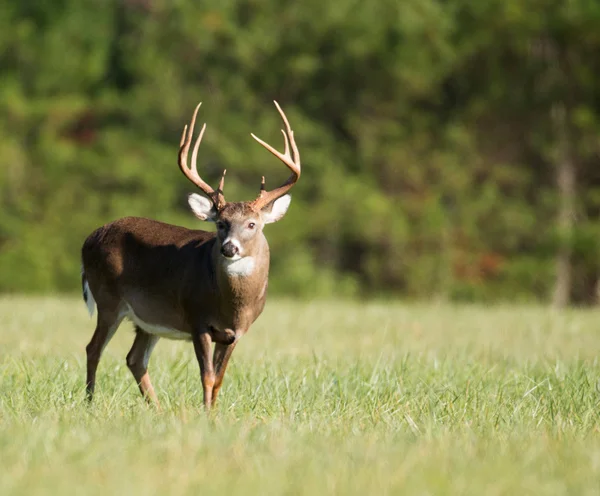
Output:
(82, 200), (276, 409)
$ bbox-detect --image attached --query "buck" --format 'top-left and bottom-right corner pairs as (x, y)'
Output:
(81, 101), (300, 409)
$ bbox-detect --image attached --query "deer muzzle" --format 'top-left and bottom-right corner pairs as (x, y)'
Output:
(221, 241), (239, 258)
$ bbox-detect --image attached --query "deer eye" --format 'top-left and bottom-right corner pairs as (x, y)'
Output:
(247, 222), (256, 229)
(216, 222), (226, 231)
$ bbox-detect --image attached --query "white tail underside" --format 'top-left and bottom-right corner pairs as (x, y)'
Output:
(82, 268), (96, 317)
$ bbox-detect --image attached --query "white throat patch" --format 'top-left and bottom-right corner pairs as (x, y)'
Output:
(223, 256), (256, 277)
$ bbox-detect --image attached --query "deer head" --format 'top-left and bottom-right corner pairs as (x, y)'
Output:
(178, 102), (301, 261)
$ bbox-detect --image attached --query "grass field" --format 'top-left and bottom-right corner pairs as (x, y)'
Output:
(1, 296), (600, 494)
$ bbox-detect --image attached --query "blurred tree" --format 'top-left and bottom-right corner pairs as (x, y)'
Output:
(0, 0), (598, 303)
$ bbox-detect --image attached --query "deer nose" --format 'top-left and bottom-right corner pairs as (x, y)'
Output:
(221, 242), (239, 258)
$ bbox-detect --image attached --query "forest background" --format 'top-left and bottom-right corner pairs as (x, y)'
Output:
(0, 0), (599, 306)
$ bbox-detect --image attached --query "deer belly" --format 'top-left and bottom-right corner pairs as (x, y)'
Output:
(124, 305), (192, 341)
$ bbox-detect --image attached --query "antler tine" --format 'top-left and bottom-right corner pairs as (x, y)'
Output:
(281, 129), (290, 158)
(218, 169), (227, 192)
(190, 122), (207, 178)
(250, 101), (301, 211)
(179, 125), (188, 148)
(178, 103), (226, 208)
(274, 100), (300, 165)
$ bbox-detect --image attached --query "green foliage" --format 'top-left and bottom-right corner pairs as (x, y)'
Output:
(0, 0), (598, 300)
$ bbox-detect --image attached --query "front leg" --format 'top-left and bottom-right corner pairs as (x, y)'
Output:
(212, 335), (239, 405)
(191, 327), (215, 410)
(209, 326), (236, 345)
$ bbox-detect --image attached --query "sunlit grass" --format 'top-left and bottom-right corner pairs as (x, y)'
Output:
(1, 297), (600, 494)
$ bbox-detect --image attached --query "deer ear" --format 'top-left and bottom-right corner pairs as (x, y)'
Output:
(261, 195), (291, 224)
(188, 194), (218, 222)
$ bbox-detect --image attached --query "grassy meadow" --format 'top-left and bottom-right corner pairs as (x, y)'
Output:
(1, 296), (600, 494)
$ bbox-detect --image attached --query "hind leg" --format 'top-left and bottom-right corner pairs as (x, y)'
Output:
(126, 327), (160, 407)
(86, 308), (124, 401)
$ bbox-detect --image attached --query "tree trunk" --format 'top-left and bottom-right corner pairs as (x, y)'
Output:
(551, 103), (576, 308)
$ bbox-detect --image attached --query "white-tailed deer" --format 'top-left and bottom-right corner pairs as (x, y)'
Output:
(81, 101), (300, 409)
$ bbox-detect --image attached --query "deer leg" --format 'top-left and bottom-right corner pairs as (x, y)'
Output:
(126, 327), (160, 407)
(192, 328), (215, 410)
(211, 339), (238, 405)
(209, 326), (236, 345)
(86, 309), (124, 402)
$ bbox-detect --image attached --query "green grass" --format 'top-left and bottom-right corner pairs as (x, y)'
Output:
(1, 297), (600, 495)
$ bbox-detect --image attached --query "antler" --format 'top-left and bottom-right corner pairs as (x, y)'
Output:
(250, 101), (301, 211)
(178, 103), (226, 209)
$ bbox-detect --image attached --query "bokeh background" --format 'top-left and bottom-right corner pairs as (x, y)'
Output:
(0, 0), (599, 305)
